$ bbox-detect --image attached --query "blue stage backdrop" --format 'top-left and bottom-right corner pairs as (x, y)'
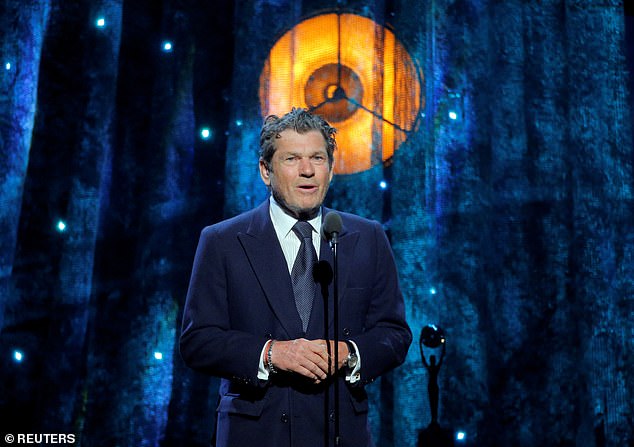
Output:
(0, 1), (632, 446)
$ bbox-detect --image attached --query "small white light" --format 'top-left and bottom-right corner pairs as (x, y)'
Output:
(56, 220), (67, 232)
(379, 180), (388, 190)
(5, 62), (11, 70)
(162, 41), (173, 52)
(13, 350), (23, 362)
(96, 17), (105, 28)
(200, 127), (212, 140)
(456, 431), (466, 441)
(429, 287), (437, 295)
(449, 111), (458, 120)
(235, 120), (243, 127)
(154, 351), (163, 360)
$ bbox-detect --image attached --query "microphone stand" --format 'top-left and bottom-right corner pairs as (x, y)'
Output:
(330, 231), (341, 446)
(322, 211), (343, 447)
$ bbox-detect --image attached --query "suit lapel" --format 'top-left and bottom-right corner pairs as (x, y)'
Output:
(237, 202), (303, 338)
(306, 208), (359, 337)
(238, 203), (360, 340)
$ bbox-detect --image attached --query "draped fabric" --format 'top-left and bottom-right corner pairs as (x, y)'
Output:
(390, 2), (633, 445)
(0, 1), (632, 446)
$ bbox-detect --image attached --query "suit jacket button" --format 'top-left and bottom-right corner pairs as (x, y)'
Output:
(281, 413), (289, 423)
(343, 327), (351, 336)
(265, 333), (273, 339)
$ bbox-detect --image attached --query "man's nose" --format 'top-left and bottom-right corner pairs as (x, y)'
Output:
(298, 157), (314, 176)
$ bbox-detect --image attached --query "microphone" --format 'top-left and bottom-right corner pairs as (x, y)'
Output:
(321, 211), (342, 245)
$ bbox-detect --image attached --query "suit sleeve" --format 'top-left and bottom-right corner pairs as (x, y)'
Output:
(179, 226), (266, 387)
(348, 222), (412, 385)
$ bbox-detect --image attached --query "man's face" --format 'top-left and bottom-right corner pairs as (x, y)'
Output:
(259, 129), (334, 219)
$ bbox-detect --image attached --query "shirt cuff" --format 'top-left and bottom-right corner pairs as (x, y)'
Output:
(257, 342), (270, 380)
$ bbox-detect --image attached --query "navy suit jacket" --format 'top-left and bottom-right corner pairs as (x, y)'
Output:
(180, 200), (411, 447)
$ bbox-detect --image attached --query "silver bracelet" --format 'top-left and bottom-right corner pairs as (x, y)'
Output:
(267, 340), (277, 374)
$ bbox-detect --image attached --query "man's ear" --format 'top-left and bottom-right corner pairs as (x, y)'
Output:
(259, 159), (271, 186)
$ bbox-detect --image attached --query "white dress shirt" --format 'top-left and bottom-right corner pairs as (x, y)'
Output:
(258, 197), (360, 382)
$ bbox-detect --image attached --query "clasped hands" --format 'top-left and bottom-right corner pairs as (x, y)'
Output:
(269, 338), (350, 383)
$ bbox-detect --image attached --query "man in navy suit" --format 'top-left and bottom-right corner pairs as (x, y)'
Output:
(180, 108), (411, 447)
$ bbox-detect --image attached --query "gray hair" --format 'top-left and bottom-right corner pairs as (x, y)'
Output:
(259, 108), (336, 170)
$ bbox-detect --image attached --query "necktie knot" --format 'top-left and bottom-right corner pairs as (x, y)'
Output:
(292, 220), (313, 240)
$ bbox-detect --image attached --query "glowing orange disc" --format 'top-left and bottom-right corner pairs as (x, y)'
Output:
(259, 13), (423, 175)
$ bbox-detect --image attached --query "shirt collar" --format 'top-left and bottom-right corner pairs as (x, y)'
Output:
(269, 196), (321, 237)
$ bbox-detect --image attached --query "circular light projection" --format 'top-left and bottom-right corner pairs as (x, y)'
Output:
(260, 13), (423, 174)
(305, 64), (363, 122)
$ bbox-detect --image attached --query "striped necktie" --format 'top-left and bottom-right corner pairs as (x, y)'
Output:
(291, 221), (317, 331)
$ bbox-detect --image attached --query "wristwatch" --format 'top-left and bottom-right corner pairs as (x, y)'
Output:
(344, 340), (358, 369)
